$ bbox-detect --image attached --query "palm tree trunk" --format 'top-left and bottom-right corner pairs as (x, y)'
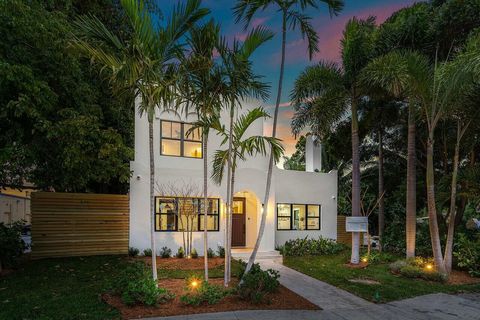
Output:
(227, 158), (237, 283)
(224, 105), (234, 287)
(351, 97), (361, 264)
(378, 130), (385, 251)
(406, 103), (416, 258)
(148, 120), (158, 282)
(244, 9), (287, 277)
(203, 134), (209, 280)
(426, 134), (446, 274)
(444, 120), (465, 273)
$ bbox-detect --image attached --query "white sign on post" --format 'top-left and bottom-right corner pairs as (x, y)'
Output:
(346, 216), (368, 232)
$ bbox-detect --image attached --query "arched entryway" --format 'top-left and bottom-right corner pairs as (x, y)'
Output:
(232, 190), (259, 248)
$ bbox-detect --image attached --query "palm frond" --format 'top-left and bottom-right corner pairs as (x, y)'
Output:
(287, 10), (319, 59)
(211, 149), (230, 185)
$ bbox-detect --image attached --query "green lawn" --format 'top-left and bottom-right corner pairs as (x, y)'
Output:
(0, 255), (235, 320)
(283, 251), (480, 303)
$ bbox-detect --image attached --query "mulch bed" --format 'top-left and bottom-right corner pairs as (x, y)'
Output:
(135, 256), (225, 270)
(102, 278), (319, 319)
(344, 261), (369, 269)
(447, 270), (480, 285)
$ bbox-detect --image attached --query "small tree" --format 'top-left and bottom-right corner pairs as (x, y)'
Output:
(156, 181), (203, 257)
(211, 107), (284, 285)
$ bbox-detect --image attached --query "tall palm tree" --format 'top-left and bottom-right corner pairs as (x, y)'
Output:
(217, 27), (273, 286)
(362, 35), (480, 274)
(210, 108), (284, 281)
(234, 0), (344, 273)
(179, 20), (225, 281)
(361, 51), (428, 258)
(71, 0), (208, 281)
(291, 17), (376, 264)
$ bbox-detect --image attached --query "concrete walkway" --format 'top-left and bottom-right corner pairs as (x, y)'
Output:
(258, 258), (371, 310)
(144, 259), (480, 320)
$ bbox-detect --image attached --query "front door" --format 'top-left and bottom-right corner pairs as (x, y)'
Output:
(231, 197), (246, 247)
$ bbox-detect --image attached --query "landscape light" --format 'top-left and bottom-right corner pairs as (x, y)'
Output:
(362, 257), (368, 263)
(190, 279), (200, 289)
(425, 264), (433, 270)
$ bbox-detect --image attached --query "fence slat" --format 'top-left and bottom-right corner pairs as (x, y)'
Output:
(31, 192), (129, 258)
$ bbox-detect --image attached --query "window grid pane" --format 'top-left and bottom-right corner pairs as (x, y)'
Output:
(161, 121), (203, 158)
(277, 203), (321, 231)
(155, 196), (219, 232)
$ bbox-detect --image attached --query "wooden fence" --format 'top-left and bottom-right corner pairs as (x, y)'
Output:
(31, 192), (129, 258)
(337, 215), (351, 245)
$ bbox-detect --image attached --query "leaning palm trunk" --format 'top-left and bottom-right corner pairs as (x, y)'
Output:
(244, 12), (287, 276)
(203, 134), (209, 280)
(426, 135), (446, 274)
(350, 98), (361, 264)
(378, 130), (385, 251)
(406, 103), (416, 258)
(224, 106), (234, 287)
(148, 120), (158, 282)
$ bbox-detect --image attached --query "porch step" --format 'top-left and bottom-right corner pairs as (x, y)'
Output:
(231, 249), (283, 263)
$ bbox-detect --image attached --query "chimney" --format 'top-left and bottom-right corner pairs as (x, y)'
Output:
(305, 135), (322, 172)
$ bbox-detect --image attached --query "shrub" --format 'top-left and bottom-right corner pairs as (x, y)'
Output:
(237, 262), (280, 303)
(176, 247), (185, 259)
(180, 279), (227, 306)
(454, 233), (480, 277)
(282, 236), (346, 256)
(143, 248), (152, 257)
(112, 262), (173, 306)
(207, 248), (215, 258)
(217, 246), (225, 258)
(160, 247), (171, 258)
(128, 247), (139, 257)
(190, 248), (198, 259)
(389, 258), (446, 282)
(0, 221), (26, 270)
(388, 260), (407, 273)
(361, 250), (396, 264)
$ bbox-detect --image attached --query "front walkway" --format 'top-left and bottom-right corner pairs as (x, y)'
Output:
(258, 258), (371, 310)
(145, 258), (480, 320)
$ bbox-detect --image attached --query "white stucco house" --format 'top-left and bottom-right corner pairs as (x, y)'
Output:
(129, 100), (338, 256)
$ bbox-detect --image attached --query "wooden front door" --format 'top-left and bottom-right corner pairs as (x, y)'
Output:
(231, 197), (246, 247)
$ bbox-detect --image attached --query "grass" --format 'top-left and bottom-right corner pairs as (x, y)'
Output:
(0, 255), (125, 320)
(283, 251), (480, 303)
(0, 255), (236, 320)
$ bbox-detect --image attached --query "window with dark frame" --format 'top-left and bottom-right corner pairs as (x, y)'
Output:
(161, 120), (202, 158)
(276, 203), (321, 231)
(155, 197), (219, 232)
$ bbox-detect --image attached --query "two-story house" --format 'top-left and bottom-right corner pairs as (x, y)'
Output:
(129, 100), (338, 256)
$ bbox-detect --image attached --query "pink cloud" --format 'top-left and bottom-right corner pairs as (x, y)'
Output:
(270, 2), (411, 65)
(278, 101), (291, 108)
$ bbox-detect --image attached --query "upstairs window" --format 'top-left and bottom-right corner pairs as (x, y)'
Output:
(161, 120), (202, 158)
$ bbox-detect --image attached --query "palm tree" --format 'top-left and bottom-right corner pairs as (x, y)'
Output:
(291, 17), (376, 264)
(179, 20), (225, 281)
(362, 34), (480, 274)
(71, 0), (208, 281)
(234, 0), (344, 274)
(217, 27), (273, 286)
(361, 51), (428, 258)
(210, 108), (284, 282)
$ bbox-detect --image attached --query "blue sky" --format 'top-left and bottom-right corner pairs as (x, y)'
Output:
(161, 0), (417, 156)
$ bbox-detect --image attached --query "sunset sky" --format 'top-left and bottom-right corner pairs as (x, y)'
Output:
(166, 0), (417, 157)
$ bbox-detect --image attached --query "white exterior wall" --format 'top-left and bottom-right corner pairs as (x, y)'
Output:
(129, 99), (337, 255)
